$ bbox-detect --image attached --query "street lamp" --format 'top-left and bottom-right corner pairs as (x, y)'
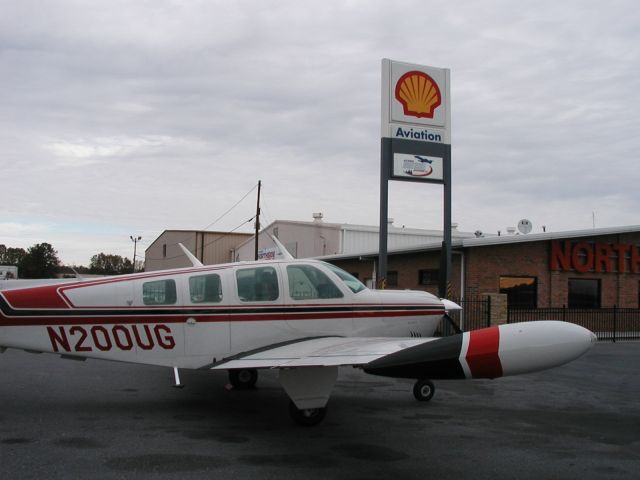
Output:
(130, 235), (141, 273)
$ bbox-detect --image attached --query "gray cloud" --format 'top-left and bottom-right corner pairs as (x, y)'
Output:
(1, 0), (639, 264)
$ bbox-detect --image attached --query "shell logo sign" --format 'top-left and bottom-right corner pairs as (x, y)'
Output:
(380, 59), (450, 183)
(382, 59), (450, 142)
(394, 71), (441, 119)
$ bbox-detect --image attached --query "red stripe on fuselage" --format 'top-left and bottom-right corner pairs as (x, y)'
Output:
(1, 286), (70, 309)
(466, 326), (503, 379)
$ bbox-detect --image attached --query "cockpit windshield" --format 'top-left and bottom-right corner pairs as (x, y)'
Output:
(322, 262), (367, 294)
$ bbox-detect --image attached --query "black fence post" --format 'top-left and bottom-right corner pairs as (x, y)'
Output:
(486, 295), (491, 328)
(562, 304), (566, 323)
(613, 305), (617, 343)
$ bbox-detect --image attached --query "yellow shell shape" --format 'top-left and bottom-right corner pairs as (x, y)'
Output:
(395, 71), (441, 118)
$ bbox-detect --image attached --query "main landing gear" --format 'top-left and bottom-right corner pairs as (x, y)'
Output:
(288, 401), (327, 426)
(225, 369), (433, 425)
(413, 379), (435, 402)
(228, 368), (258, 390)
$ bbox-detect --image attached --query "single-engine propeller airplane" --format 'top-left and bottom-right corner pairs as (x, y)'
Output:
(0, 243), (596, 425)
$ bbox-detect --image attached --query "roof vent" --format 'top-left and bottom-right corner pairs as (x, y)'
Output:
(312, 212), (324, 222)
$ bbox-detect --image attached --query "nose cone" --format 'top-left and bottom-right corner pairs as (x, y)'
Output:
(499, 321), (596, 377)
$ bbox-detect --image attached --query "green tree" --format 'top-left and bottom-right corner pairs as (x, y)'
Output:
(58, 264), (91, 278)
(0, 244), (27, 266)
(18, 243), (61, 278)
(89, 253), (133, 275)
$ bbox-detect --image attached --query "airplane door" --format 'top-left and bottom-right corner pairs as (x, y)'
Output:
(230, 265), (285, 353)
(183, 272), (230, 366)
(284, 263), (354, 335)
(133, 276), (186, 363)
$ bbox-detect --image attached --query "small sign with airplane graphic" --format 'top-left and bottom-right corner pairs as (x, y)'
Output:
(392, 153), (443, 182)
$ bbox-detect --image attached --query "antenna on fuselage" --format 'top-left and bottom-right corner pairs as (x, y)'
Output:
(268, 234), (294, 260)
(178, 243), (204, 267)
(69, 266), (86, 281)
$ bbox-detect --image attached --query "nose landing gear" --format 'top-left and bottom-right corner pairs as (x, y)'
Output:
(413, 379), (435, 402)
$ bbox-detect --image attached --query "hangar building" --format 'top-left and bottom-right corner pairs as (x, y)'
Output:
(145, 230), (252, 271)
(232, 213), (476, 262)
(145, 220), (640, 309)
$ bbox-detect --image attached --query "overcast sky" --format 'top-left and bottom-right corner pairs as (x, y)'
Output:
(2, 0), (639, 265)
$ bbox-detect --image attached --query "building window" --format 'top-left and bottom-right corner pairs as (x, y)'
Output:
(418, 269), (439, 286)
(143, 279), (177, 305)
(162, 244), (167, 258)
(568, 278), (601, 308)
(500, 276), (537, 309)
(386, 271), (398, 288)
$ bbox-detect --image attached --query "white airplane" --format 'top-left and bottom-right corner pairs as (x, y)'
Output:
(0, 245), (596, 425)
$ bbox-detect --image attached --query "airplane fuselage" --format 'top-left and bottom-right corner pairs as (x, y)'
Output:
(0, 259), (444, 369)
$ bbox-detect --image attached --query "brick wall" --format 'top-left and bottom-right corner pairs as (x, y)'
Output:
(329, 231), (640, 308)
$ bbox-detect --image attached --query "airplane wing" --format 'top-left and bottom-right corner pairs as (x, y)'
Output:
(211, 336), (444, 413)
(209, 323), (595, 419)
(211, 336), (437, 370)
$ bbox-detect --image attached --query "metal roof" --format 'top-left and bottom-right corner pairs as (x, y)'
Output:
(317, 225), (640, 261)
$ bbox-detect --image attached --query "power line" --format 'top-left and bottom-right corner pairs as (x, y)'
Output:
(260, 185), (273, 227)
(200, 183), (258, 231)
(143, 182), (260, 258)
(144, 215), (256, 262)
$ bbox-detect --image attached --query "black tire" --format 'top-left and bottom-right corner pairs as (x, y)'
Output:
(228, 369), (258, 390)
(413, 379), (435, 402)
(288, 400), (327, 426)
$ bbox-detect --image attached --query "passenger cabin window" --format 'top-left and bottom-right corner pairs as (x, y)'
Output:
(236, 266), (279, 302)
(143, 279), (177, 305)
(287, 265), (344, 300)
(322, 262), (367, 294)
(189, 274), (222, 303)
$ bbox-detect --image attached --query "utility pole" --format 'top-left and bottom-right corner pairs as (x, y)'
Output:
(254, 180), (261, 261)
(130, 235), (141, 273)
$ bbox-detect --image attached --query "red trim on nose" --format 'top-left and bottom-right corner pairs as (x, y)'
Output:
(466, 326), (503, 379)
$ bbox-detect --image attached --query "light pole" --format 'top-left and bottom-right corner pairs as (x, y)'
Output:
(130, 235), (141, 273)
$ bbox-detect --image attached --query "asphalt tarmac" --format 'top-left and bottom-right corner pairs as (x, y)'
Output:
(1, 342), (638, 480)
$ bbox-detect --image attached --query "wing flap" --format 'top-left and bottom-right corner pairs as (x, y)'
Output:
(212, 336), (437, 369)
